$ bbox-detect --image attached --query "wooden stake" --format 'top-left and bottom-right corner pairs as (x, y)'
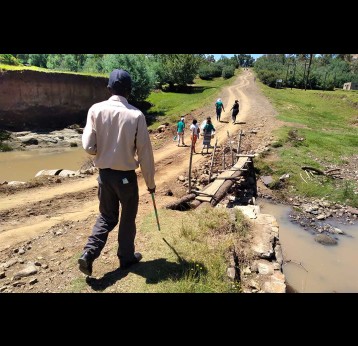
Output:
(188, 128), (195, 193)
(208, 138), (218, 183)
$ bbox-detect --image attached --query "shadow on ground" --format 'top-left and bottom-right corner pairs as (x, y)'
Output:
(86, 258), (207, 291)
(86, 239), (207, 291)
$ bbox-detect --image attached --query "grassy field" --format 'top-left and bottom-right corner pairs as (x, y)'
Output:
(0, 63), (107, 78)
(146, 73), (239, 129)
(256, 83), (358, 207)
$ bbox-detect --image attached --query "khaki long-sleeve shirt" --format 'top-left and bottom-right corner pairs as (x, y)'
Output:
(82, 95), (156, 190)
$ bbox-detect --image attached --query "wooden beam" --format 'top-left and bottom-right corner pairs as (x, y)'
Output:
(216, 177), (243, 180)
(236, 154), (256, 158)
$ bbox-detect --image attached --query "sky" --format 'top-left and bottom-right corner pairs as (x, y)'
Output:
(212, 54), (263, 61)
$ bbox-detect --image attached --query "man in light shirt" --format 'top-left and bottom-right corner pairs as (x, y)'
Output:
(78, 69), (156, 276)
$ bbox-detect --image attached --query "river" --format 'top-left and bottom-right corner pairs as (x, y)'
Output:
(259, 200), (358, 293)
(0, 147), (88, 182)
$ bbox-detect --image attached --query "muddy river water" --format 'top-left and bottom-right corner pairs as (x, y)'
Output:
(0, 147), (87, 182)
(259, 200), (358, 293)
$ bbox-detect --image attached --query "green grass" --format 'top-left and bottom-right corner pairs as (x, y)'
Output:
(0, 63), (107, 78)
(257, 83), (358, 207)
(146, 72), (239, 129)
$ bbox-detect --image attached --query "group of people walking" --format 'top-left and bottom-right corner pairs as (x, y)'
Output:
(176, 116), (215, 154)
(176, 97), (240, 154)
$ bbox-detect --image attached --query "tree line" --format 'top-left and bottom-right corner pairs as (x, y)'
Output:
(0, 54), (254, 102)
(254, 54), (358, 90)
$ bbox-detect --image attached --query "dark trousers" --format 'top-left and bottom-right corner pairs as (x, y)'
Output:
(232, 110), (239, 123)
(84, 168), (139, 261)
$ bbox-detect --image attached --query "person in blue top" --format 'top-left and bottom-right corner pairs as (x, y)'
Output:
(176, 117), (185, 146)
(215, 98), (225, 122)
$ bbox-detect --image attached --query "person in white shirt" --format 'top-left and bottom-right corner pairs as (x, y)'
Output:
(189, 119), (200, 153)
(78, 69), (156, 276)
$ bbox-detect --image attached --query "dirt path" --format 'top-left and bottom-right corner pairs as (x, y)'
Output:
(0, 69), (282, 292)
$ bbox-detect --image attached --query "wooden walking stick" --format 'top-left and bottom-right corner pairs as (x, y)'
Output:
(151, 193), (161, 231)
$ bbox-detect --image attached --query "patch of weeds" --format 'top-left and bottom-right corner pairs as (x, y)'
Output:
(342, 181), (358, 207)
(0, 130), (11, 141)
(233, 209), (250, 236)
(68, 277), (87, 292)
(271, 140), (283, 148)
(180, 222), (199, 241)
(0, 143), (13, 152)
(287, 129), (305, 147)
(268, 178), (284, 190)
(258, 150), (270, 159)
(254, 162), (274, 175)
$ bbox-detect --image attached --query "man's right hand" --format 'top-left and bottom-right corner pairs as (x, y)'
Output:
(148, 187), (156, 194)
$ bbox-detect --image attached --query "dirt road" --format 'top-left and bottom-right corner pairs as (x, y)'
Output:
(0, 69), (281, 292)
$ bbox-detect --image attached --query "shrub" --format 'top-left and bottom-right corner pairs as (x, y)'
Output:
(0, 54), (20, 65)
(222, 66), (235, 79)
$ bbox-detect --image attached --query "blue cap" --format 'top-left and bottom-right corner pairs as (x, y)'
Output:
(108, 69), (132, 90)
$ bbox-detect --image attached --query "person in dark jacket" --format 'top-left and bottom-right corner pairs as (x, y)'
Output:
(230, 100), (239, 124)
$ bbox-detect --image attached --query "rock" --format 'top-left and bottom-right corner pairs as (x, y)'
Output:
(0, 258), (18, 269)
(7, 181), (26, 186)
(164, 189), (173, 196)
(227, 267), (236, 280)
(58, 170), (77, 178)
(13, 264), (38, 279)
(157, 125), (166, 132)
(29, 278), (38, 285)
(234, 205), (260, 219)
(18, 248), (25, 255)
(251, 261), (258, 273)
(0, 271), (5, 279)
(178, 175), (186, 182)
(263, 271), (286, 293)
(251, 214), (277, 259)
(314, 234), (338, 246)
(279, 173), (290, 181)
(331, 227), (344, 235)
(21, 137), (38, 145)
(0, 286), (8, 292)
(249, 280), (260, 290)
(257, 260), (274, 275)
(242, 267), (251, 275)
(12, 281), (26, 287)
(34, 261), (42, 266)
(261, 176), (273, 186)
(316, 214), (326, 220)
(55, 230), (63, 236)
(41, 264), (49, 269)
(263, 281), (286, 293)
(275, 244), (283, 265)
(347, 207), (358, 215)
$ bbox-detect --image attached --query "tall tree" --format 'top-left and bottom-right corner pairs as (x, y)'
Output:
(153, 54), (203, 89)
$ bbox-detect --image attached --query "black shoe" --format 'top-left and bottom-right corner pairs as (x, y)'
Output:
(78, 252), (94, 276)
(120, 252), (142, 270)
